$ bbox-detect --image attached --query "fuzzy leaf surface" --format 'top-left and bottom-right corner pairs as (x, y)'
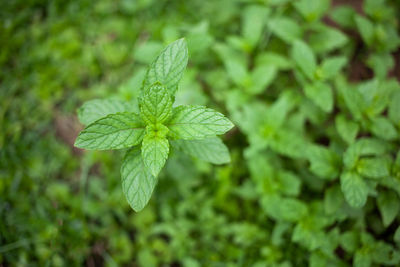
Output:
(78, 99), (136, 126)
(140, 83), (172, 124)
(121, 148), (157, 212)
(75, 112), (145, 150)
(167, 105), (234, 140)
(143, 38), (188, 95)
(171, 137), (230, 164)
(341, 172), (368, 208)
(141, 134), (169, 177)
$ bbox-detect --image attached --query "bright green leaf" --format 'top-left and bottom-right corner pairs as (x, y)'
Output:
(377, 191), (400, 227)
(121, 148), (157, 212)
(269, 17), (303, 43)
(140, 83), (172, 124)
(307, 145), (341, 179)
(309, 25), (348, 53)
(141, 133), (169, 177)
(369, 116), (398, 141)
(294, 0), (330, 22)
(171, 137), (230, 165)
(341, 172), (368, 208)
(320, 56), (347, 80)
(75, 112), (145, 150)
(355, 15), (375, 46)
(357, 157), (390, 179)
(335, 115), (359, 144)
(291, 40), (317, 80)
(143, 38), (188, 95)
(304, 82), (333, 112)
(77, 99), (136, 126)
(249, 65), (277, 94)
(167, 105), (234, 140)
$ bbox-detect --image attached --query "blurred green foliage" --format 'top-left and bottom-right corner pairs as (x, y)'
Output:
(1, 0), (400, 266)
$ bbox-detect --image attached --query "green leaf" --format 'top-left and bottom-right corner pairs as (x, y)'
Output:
(242, 5), (270, 48)
(268, 17), (302, 43)
(77, 99), (136, 126)
(291, 40), (317, 80)
(225, 59), (248, 86)
(340, 231), (359, 253)
(335, 115), (359, 144)
(331, 6), (357, 28)
(140, 83), (172, 124)
(249, 65), (277, 94)
(343, 138), (389, 169)
(307, 145), (341, 179)
(141, 133), (169, 177)
(261, 195), (307, 222)
(357, 157), (390, 179)
(355, 249), (372, 267)
(371, 241), (400, 265)
(389, 90), (400, 125)
(337, 77), (365, 121)
(394, 226), (400, 243)
(256, 52), (293, 70)
(324, 186), (344, 214)
(309, 25), (348, 53)
(171, 137), (230, 165)
(355, 15), (375, 46)
(167, 105), (234, 140)
(143, 38), (188, 95)
(341, 172), (368, 208)
(304, 82), (333, 112)
(294, 0), (330, 22)
(367, 53), (394, 80)
(320, 56), (347, 80)
(121, 148), (157, 212)
(377, 191), (399, 227)
(369, 116), (398, 141)
(75, 112), (145, 150)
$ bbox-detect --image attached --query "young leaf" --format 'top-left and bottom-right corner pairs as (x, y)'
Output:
(291, 40), (317, 80)
(294, 0), (330, 22)
(369, 117), (398, 141)
(320, 56), (347, 80)
(242, 5), (270, 48)
(354, 250), (372, 267)
(355, 15), (375, 46)
(304, 82), (333, 113)
(143, 38), (188, 95)
(268, 17), (302, 43)
(307, 145), (341, 179)
(249, 65), (277, 94)
(78, 99), (136, 126)
(394, 226), (400, 244)
(141, 133), (169, 177)
(309, 24), (349, 53)
(167, 105), (234, 140)
(357, 157), (390, 179)
(377, 191), (399, 227)
(140, 83), (172, 124)
(335, 115), (359, 144)
(341, 171), (368, 208)
(121, 148), (157, 212)
(171, 137), (230, 164)
(75, 112), (145, 150)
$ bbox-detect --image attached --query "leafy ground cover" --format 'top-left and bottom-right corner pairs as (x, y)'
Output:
(1, 0), (400, 266)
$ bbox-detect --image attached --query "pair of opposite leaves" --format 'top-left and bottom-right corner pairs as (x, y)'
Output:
(74, 39), (234, 211)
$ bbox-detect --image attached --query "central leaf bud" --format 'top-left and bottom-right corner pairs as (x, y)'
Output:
(146, 123), (169, 138)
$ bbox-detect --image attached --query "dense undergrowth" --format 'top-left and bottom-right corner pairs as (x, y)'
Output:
(1, 0), (400, 266)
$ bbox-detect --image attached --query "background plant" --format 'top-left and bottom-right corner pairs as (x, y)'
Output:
(1, 0), (400, 266)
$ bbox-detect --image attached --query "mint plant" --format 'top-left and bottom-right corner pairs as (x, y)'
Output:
(74, 39), (234, 211)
